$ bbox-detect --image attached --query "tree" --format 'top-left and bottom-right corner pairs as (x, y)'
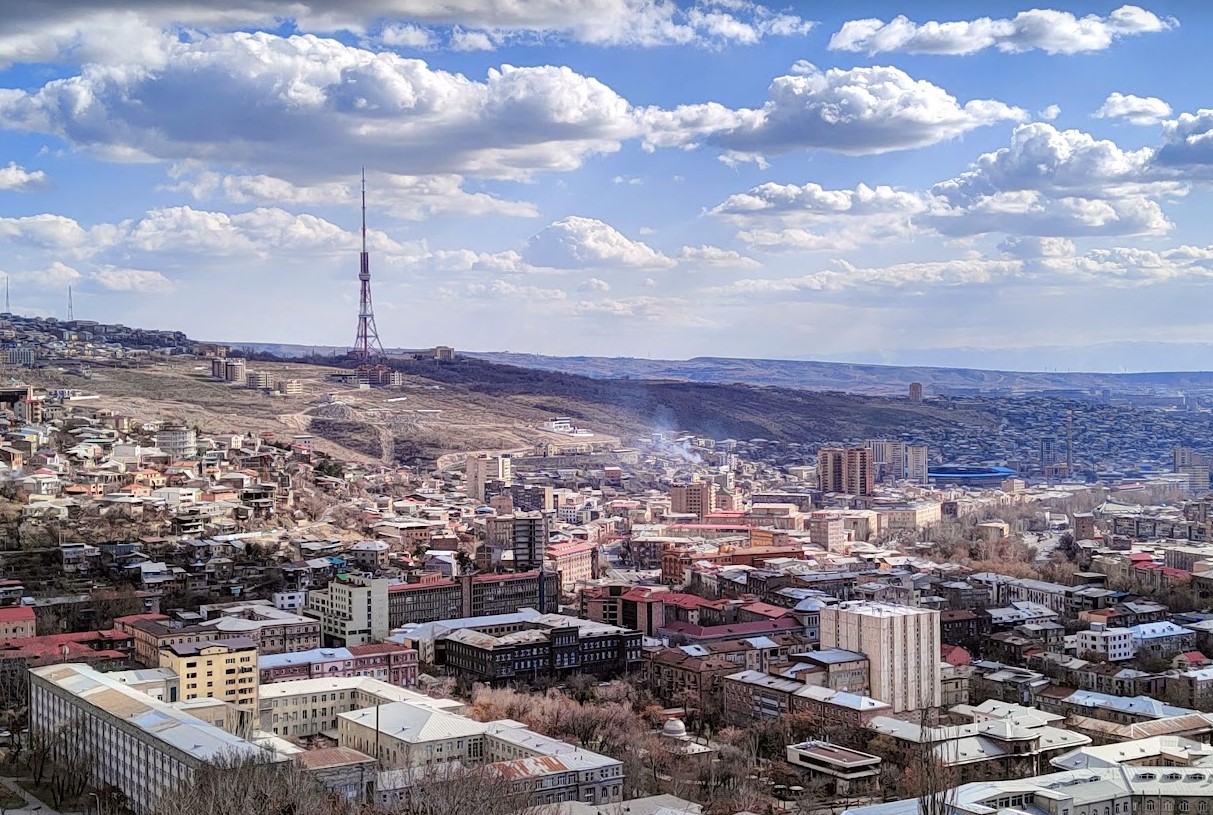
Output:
(154, 751), (359, 815)
(905, 709), (959, 815)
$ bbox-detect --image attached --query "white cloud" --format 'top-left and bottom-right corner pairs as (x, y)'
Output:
(379, 24), (437, 49)
(0, 214), (95, 250)
(579, 277), (611, 292)
(998, 236), (1076, 258)
(465, 279), (568, 301)
(449, 28), (497, 51)
(1039, 104), (1062, 121)
(0, 33), (639, 183)
(0, 162), (48, 192)
(709, 181), (930, 250)
(171, 169), (537, 219)
(0, 0), (815, 66)
(92, 267), (173, 292)
(1094, 93), (1172, 126)
(677, 245), (760, 268)
(928, 123), (1178, 237)
(524, 216), (677, 270)
(1155, 109), (1213, 168)
(714, 257), (1022, 295)
(828, 6), (1175, 56)
(641, 62), (1024, 159)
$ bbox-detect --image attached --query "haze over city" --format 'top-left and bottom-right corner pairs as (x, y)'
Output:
(0, 2), (1209, 370)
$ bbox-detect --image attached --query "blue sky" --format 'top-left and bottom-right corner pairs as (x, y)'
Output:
(0, 1), (1210, 370)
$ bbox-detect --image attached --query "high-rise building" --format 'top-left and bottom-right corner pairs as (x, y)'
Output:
(1040, 436), (1059, 467)
(1176, 446), (1197, 470)
(1179, 465), (1211, 493)
(905, 444), (929, 485)
(820, 602), (940, 713)
(465, 454), (512, 503)
(305, 575), (390, 647)
(511, 511), (552, 570)
(819, 447), (875, 496)
(908, 382), (923, 403)
(866, 439), (907, 482)
(670, 482), (715, 520)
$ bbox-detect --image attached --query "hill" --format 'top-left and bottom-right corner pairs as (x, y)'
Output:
(466, 352), (1213, 396)
(26, 355), (995, 467)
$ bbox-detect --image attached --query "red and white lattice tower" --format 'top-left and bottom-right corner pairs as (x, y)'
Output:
(352, 168), (384, 361)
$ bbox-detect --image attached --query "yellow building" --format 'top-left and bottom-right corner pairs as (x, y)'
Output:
(158, 637), (259, 712)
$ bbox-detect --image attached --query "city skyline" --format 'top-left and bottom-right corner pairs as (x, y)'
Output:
(0, 2), (1211, 370)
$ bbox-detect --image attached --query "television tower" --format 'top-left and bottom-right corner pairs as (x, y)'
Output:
(352, 168), (384, 362)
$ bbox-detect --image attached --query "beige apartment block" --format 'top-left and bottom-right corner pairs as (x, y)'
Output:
(821, 602), (941, 713)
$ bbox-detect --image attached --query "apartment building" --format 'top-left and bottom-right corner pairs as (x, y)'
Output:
(259, 642), (419, 686)
(1077, 622), (1136, 662)
(305, 575), (390, 647)
(118, 606), (321, 665)
(466, 454), (511, 502)
(511, 511), (551, 570)
(29, 663), (283, 814)
(671, 482), (715, 521)
(722, 670), (889, 728)
(153, 424), (197, 460)
(158, 637), (258, 711)
(817, 447), (875, 496)
(308, 571), (561, 647)
(545, 539), (595, 593)
(821, 602), (941, 712)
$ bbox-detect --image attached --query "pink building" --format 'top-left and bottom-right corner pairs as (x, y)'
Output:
(259, 642), (418, 686)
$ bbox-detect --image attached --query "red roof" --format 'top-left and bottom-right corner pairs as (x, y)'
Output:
(740, 602), (791, 619)
(0, 606), (35, 623)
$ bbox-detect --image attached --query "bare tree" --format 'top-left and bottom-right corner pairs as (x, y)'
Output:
(383, 763), (551, 815)
(906, 709), (959, 815)
(154, 751), (360, 815)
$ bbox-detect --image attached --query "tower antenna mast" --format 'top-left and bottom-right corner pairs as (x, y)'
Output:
(351, 168), (384, 361)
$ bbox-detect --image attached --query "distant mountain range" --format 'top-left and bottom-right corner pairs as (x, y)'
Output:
(467, 352), (1213, 396)
(222, 341), (1213, 396)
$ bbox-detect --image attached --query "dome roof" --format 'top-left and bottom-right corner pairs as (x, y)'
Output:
(661, 718), (689, 740)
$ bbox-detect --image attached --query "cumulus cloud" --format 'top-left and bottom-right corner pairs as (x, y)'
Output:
(0, 162), (48, 193)
(0, 33), (639, 183)
(466, 279), (567, 301)
(709, 181), (931, 250)
(677, 245), (760, 268)
(641, 62), (1024, 159)
(171, 170), (537, 219)
(92, 267), (174, 292)
(379, 24), (437, 49)
(0, 0), (815, 67)
(449, 28), (497, 51)
(928, 123), (1178, 237)
(579, 277), (611, 292)
(998, 236), (1076, 258)
(1039, 105), (1062, 121)
(828, 6), (1175, 56)
(524, 216), (678, 270)
(1094, 93), (1172, 126)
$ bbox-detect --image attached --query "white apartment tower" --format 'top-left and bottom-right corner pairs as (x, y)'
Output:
(905, 444), (929, 484)
(821, 602), (941, 713)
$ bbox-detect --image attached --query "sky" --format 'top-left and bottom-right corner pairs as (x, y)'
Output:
(1, 1), (1212, 371)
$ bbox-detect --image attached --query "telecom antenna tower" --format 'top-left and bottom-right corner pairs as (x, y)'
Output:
(351, 169), (384, 361)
